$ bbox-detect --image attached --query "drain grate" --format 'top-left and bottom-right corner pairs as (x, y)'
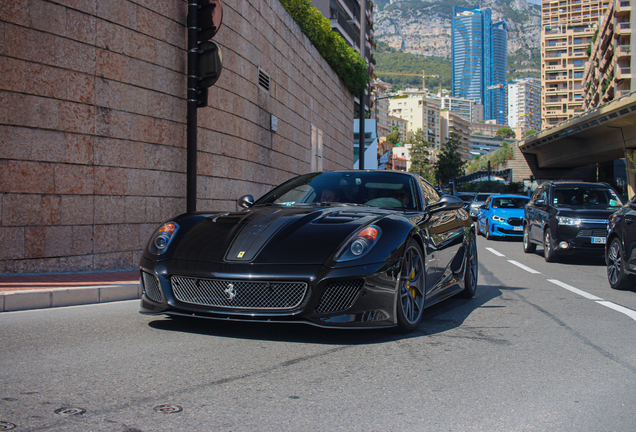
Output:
(54, 407), (86, 416)
(153, 404), (183, 414)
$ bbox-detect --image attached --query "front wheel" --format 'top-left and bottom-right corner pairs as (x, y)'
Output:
(543, 228), (558, 262)
(485, 221), (492, 240)
(396, 239), (426, 333)
(458, 232), (478, 299)
(607, 237), (635, 290)
(523, 225), (536, 253)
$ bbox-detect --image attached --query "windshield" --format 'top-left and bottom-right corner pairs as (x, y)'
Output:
(552, 186), (623, 208)
(256, 172), (418, 210)
(491, 197), (529, 209)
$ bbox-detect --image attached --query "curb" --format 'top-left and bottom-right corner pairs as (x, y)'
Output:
(0, 283), (142, 312)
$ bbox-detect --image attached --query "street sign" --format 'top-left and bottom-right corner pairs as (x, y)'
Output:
(198, 0), (223, 42)
(198, 41), (223, 88)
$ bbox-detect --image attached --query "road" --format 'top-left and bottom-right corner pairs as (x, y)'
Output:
(1, 235), (636, 431)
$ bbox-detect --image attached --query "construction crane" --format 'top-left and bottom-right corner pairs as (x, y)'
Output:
(376, 70), (440, 91)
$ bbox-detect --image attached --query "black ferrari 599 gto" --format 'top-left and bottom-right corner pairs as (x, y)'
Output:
(140, 170), (478, 333)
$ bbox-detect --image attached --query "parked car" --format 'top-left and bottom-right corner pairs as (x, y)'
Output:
(523, 181), (624, 262)
(477, 194), (530, 240)
(456, 192), (477, 211)
(468, 193), (493, 219)
(606, 195), (636, 290)
(139, 170), (478, 333)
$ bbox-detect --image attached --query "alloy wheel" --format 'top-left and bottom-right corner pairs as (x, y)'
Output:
(399, 243), (425, 325)
(607, 239), (623, 286)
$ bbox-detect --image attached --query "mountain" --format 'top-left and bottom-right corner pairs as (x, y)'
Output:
(373, 0), (541, 86)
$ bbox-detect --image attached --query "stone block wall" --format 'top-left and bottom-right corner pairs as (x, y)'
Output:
(0, 0), (354, 274)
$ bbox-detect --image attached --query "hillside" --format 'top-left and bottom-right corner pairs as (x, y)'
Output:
(373, 0), (541, 89)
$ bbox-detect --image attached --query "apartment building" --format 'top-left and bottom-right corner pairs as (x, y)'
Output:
(440, 110), (473, 161)
(389, 96), (442, 149)
(541, 0), (611, 126)
(372, 79), (392, 138)
(427, 94), (484, 123)
(583, 0), (635, 109)
(508, 78), (542, 135)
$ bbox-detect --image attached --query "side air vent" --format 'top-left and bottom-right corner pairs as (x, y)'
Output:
(259, 69), (270, 91)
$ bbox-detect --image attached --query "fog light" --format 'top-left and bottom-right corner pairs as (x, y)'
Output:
(558, 241), (569, 249)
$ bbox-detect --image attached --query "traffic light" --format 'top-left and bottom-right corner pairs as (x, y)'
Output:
(191, 0), (223, 107)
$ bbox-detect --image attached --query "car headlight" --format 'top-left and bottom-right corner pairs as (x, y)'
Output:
(557, 216), (581, 226)
(491, 215), (506, 222)
(335, 225), (382, 262)
(148, 222), (179, 255)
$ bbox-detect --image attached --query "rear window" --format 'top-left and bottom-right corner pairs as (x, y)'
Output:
(475, 194), (491, 201)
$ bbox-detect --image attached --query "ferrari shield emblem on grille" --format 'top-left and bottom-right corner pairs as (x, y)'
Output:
(237, 251), (245, 258)
(224, 283), (236, 300)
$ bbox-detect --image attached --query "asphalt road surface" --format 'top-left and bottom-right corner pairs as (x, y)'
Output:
(1, 234), (636, 431)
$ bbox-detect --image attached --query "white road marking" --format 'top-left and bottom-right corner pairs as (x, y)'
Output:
(547, 279), (603, 301)
(485, 247), (506, 257)
(507, 260), (541, 274)
(596, 301), (636, 322)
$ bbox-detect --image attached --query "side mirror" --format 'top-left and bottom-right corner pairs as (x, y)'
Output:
(480, 204), (488, 209)
(429, 195), (463, 213)
(534, 199), (546, 206)
(238, 195), (254, 209)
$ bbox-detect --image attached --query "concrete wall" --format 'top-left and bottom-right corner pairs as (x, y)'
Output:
(500, 145), (597, 184)
(0, 0), (354, 274)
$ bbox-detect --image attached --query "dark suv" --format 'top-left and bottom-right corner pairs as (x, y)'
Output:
(523, 181), (624, 262)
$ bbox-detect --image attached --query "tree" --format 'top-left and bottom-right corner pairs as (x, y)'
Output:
(408, 128), (435, 183)
(435, 132), (465, 185)
(496, 127), (516, 139)
(386, 126), (402, 145)
(524, 129), (538, 137)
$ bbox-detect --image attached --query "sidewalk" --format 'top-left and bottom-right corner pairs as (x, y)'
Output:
(0, 270), (141, 312)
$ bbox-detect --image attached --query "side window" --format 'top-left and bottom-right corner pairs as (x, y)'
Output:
(484, 197), (492, 208)
(417, 177), (440, 207)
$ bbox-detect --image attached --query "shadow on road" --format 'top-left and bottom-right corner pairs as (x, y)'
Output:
(147, 282), (508, 345)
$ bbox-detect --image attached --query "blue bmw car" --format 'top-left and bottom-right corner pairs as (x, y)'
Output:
(477, 194), (530, 239)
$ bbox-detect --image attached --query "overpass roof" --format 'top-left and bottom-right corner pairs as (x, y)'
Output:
(519, 91), (636, 169)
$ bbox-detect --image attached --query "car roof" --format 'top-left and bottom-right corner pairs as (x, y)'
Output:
(490, 194), (530, 198)
(544, 181), (612, 188)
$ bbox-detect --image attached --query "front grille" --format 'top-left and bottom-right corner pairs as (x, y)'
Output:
(507, 217), (523, 226)
(171, 276), (307, 309)
(577, 229), (607, 237)
(315, 280), (364, 314)
(142, 271), (163, 303)
(497, 227), (524, 235)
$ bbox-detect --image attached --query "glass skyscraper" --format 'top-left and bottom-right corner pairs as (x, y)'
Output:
(452, 7), (508, 125)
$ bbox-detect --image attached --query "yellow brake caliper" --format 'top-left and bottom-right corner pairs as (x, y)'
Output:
(408, 269), (416, 298)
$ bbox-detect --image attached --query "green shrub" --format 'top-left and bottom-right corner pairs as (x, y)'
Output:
(280, 0), (370, 95)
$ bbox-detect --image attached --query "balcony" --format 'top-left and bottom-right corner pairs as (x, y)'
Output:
(616, 22), (632, 36)
(617, 44), (632, 58)
(616, 0), (631, 16)
(617, 66), (632, 80)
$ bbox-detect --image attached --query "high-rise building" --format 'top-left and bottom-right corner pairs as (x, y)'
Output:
(540, 0), (610, 127)
(583, 0), (635, 110)
(451, 7), (508, 125)
(508, 77), (542, 136)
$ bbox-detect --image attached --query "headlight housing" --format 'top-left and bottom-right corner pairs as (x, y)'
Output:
(557, 216), (581, 226)
(491, 215), (506, 222)
(335, 225), (382, 262)
(148, 222), (179, 255)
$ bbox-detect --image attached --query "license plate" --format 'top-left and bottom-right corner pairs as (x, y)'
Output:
(513, 226), (523, 231)
(592, 237), (606, 244)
